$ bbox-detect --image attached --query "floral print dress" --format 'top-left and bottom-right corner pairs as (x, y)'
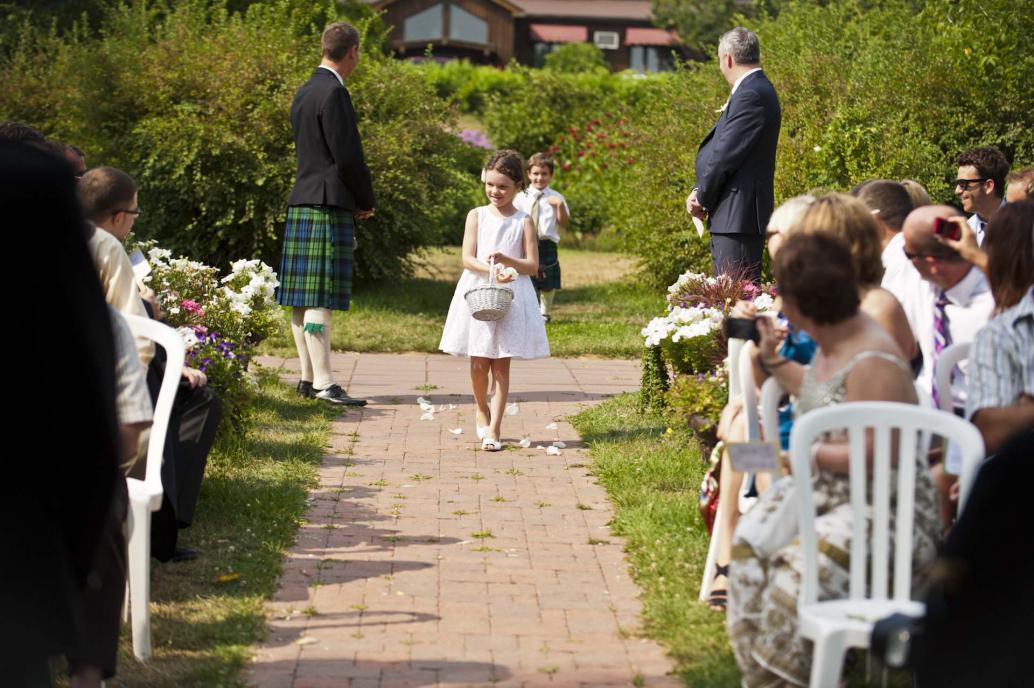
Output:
(726, 351), (940, 687)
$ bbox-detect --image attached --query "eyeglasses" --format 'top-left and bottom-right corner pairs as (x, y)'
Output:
(953, 178), (987, 190)
(115, 208), (142, 216)
(903, 247), (933, 261)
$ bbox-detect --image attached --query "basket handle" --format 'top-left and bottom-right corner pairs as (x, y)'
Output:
(487, 256), (496, 286)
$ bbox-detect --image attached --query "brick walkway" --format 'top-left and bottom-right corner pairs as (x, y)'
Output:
(248, 352), (679, 688)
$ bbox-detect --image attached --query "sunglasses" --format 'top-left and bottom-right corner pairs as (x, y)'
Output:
(953, 178), (988, 190)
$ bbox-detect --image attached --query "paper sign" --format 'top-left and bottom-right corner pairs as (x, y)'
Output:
(692, 216), (706, 238)
(129, 249), (151, 280)
(727, 441), (781, 473)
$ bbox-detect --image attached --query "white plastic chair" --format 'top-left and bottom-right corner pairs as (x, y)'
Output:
(699, 341), (768, 601)
(123, 315), (184, 661)
(789, 402), (985, 687)
(934, 342), (971, 414)
(760, 375), (785, 447)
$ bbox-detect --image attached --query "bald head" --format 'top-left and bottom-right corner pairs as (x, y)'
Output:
(903, 205), (963, 255)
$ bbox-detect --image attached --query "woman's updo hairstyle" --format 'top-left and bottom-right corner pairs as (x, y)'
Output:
(774, 231), (861, 325)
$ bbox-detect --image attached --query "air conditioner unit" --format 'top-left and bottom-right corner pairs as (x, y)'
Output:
(593, 31), (619, 50)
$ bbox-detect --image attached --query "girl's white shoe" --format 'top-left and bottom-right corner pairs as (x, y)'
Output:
(481, 437), (503, 452)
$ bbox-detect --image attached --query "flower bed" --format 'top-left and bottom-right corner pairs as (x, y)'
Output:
(138, 244), (281, 434)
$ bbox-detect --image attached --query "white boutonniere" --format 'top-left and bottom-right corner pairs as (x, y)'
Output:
(716, 99), (729, 114)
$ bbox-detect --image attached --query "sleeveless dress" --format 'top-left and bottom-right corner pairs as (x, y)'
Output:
(439, 206), (550, 360)
(726, 351), (940, 687)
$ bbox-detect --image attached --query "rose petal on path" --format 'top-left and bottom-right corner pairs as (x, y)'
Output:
(419, 402), (434, 412)
(296, 637), (320, 646)
(417, 396), (431, 405)
(420, 412), (435, 421)
(505, 402), (519, 416)
(545, 422), (559, 430)
(518, 436), (532, 448)
(449, 428), (463, 435)
(448, 404), (457, 410)
(552, 441), (566, 449)
(545, 446), (562, 456)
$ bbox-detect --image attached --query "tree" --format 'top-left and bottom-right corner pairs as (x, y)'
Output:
(543, 42), (608, 74)
(651, 0), (756, 54)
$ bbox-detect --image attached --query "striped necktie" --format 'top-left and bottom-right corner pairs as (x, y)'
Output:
(931, 289), (952, 407)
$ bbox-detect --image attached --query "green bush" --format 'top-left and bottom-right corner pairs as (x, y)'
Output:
(543, 43), (608, 74)
(0, 0), (471, 280)
(419, 59), (523, 116)
(664, 371), (728, 433)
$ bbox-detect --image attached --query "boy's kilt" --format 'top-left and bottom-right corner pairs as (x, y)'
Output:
(276, 205), (354, 311)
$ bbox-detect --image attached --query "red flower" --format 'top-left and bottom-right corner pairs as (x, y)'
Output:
(562, 162), (573, 171)
(626, 158), (636, 165)
(577, 150), (585, 157)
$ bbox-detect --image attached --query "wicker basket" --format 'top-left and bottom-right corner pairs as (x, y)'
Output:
(464, 260), (514, 321)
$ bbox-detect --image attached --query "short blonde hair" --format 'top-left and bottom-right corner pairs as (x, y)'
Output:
(899, 179), (931, 208)
(767, 195), (815, 235)
(795, 192), (884, 287)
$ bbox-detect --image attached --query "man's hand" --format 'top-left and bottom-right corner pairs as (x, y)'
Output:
(354, 208), (374, 220)
(937, 216), (987, 272)
(182, 366), (207, 389)
(686, 189), (706, 219)
(139, 285), (165, 321)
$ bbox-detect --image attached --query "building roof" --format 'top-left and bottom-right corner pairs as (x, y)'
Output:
(371, 0), (654, 21)
(513, 1), (653, 20)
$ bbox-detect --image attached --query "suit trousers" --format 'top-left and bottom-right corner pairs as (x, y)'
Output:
(709, 232), (764, 282)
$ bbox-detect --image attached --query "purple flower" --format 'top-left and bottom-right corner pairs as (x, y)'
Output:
(458, 128), (493, 150)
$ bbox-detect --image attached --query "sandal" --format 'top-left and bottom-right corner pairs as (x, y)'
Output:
(482, 437), (503, 452)
(708, 563), (729, 612)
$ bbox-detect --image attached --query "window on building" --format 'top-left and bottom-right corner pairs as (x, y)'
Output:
(629, 45), (673, 73)
(449, 4), (488, 44)
(404, 4), (443, 42)
(531, 42), (555, 68)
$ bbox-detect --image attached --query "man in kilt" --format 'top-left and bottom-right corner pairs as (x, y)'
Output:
(277, 21), (375, 406)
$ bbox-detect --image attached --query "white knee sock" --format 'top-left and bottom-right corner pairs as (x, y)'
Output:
(302, 308), (334, 390)
(290, 308), (314, 382)
(539, 290), (556, 316)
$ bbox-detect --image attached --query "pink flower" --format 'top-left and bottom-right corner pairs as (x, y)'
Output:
(182, 299), (205, 316)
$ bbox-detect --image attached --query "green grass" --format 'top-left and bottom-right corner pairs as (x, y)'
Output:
(262, 247), (659, 359)
(570, 393), (741, 687)
(109, 370), (339, 688)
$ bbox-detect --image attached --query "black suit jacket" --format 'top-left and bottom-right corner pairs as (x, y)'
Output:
(694, 70), (781, 236)
(287, 68), (375, 211)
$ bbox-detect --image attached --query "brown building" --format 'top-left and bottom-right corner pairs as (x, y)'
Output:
(371, 0), (682, 72)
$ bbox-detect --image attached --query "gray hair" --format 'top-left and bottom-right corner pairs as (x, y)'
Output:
(718, 27), (761, 65)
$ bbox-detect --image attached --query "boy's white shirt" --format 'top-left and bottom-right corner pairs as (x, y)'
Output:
(515, 186), (569, 244)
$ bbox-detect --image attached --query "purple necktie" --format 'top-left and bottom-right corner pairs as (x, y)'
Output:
(931, 290), (952, 407)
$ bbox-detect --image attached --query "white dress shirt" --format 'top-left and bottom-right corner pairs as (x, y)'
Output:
(318, 64), (343, 87)
(515, 186), (569, 243)
(904, 266), (995, 410)
(967, 200), (1006, 246)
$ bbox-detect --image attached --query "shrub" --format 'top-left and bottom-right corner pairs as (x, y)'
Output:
(543, 43), (608, 74)
(0, 0), (472, 280)
(419, 59), (524, 115)
(664, 370), (728, 433)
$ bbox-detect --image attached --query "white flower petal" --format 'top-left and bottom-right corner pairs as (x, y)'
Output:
(552, 441), (566, 449)
(420, 412), (435, 421)
(419, 402), (435, 412)
(438, 404), (447, 412)
(416, 396), (431, 405)
(505, 402), (519, 416)
(518, 436), (532, 448)
(296, 636), (320, 646)
(449, 427), (463, 435)
(448, 404), (457, 410)
(545, 446), (562, 456)
(545, 422), (559, 430)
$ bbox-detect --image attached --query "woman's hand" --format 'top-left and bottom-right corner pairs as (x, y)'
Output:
(756, 314), (781, 360)
(730, 300), (757, 319)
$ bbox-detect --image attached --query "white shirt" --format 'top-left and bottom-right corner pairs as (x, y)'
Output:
(904, 266), (995, 409)
(318, 64), (343, 87)
(880, 232), (914, 292)
(967, 199), (1006, 245)
(730, 67), (763, 98)
(515, 186), (569, 243)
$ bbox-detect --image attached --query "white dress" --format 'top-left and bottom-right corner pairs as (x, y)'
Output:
(439, 206), (550, 360)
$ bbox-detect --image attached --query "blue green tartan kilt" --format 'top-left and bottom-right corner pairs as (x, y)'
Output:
(276, 205), (354, 311)
(531, 238), (561, 291)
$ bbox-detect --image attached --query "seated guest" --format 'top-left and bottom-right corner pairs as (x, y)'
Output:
(954, 146), (1009, 245)
(707, 195), (816, 611)
(852, 180), (915, 297)
(0, 138), (121, 688)
(726, 232), (939, 688)
(900, 178), (931, 208)
(79, 166), (222, 562)
(901, 205), (995, 528)
(1005, 167), (1033, 203)
(796, 192), (918, 362)
(965, 201), (1034, 453)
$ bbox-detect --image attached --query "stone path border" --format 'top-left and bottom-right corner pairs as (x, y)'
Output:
(248, 352), (679, 688)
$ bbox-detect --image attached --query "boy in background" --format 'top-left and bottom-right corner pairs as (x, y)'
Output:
(515, 153), (570, 322)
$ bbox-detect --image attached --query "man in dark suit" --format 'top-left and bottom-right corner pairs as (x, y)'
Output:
(687, 27), (781, 282)
(276, 21), (374, 406)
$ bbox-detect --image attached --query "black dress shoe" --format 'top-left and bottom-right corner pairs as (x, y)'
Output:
(296, 380), (314, 398)
(314, 384), (367, 406)
(170, 546), (198, 563)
